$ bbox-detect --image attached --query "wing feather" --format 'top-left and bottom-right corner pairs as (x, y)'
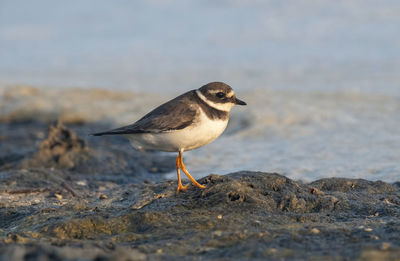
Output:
(92, 91), (197, 136)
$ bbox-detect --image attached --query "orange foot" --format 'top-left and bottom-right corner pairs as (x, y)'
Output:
(175, 151), (206, 192)
(177, 183), (189, 193)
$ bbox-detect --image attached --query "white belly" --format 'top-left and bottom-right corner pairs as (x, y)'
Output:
(125, 112), (228, 152)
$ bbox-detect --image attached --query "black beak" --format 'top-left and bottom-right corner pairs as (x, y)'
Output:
(235, 97), (247, 106)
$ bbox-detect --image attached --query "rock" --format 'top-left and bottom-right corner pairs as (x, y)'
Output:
(311, 228), (320, 234)
(0, 121), (399, 260)
(26, 121), (88, 169)
(0, 121), (175, 180)
(0, 243), (146, 261)
(1, 171), (399, 260)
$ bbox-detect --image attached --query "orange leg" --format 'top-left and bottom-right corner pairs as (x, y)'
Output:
(176, 154), (188, 192)
(178, 151), (206, 189)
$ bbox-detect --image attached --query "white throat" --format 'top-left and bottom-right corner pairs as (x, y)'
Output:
(195, 90), (234, 112)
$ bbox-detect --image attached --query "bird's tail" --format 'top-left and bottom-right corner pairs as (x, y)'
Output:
(91, 132), (106, 136)
(91, 130), (121, 136)
(91, 124), (142, 136)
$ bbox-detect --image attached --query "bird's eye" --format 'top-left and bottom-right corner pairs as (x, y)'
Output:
(216, 92), (225, 98)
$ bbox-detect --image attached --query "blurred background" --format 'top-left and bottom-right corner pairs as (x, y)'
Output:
(1, 0), (399, 182)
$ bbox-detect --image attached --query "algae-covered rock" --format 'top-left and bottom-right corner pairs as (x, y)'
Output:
(0, 121), (399, 260)
(1, 171), (394, 260)
(27, 121), (88, 169)
(0, 121), (175, 177)
(1, 170), (399, 260)
(0, 243), (146, 261)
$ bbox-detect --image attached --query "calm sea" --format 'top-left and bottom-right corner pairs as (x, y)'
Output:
(1, 0), (399, 181)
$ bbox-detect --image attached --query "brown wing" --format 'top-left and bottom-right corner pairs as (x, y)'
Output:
(92, 91), (198, 136)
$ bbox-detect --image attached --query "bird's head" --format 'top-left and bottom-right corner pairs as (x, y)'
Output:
(196, 82), (246, 112)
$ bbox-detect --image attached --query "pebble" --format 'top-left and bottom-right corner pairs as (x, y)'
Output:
(311, 228), (320, 234)
(381, 242), (391, 250)
(76, 180), (87, 186)
(370, 235), (379, 240)
(213, 230), (223, 237)
(31, 199), (40, 205)
(266, 248), (277, 254)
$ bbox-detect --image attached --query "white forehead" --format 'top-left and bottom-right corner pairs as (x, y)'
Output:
(226, 90), (234, 98)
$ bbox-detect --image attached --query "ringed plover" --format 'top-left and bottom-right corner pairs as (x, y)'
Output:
(92, 82), (246, 192)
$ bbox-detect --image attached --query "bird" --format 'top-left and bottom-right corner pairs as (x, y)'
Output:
(92, 82), (246, 192)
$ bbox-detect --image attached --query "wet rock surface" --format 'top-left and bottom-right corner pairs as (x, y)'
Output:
(0, 122), (399, 260)
(27, 121), (88, 169)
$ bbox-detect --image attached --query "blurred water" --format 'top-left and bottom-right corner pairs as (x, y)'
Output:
(0, 1), (399, 181)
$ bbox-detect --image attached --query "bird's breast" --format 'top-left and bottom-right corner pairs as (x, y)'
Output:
(180, 110), (229, 151)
